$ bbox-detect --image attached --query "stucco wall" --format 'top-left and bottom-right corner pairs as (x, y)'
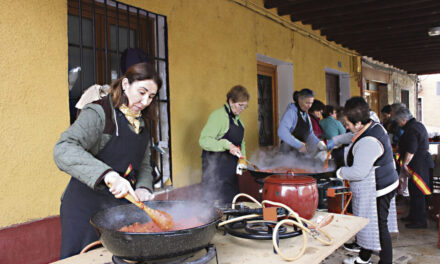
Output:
(0, 0), (68, 227)
(0, 0), (359, 227)
(127, 0), (359, 188)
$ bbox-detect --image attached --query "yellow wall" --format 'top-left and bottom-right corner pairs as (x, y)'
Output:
(0, 0), (69, 226)
(0, 0), (359, 227)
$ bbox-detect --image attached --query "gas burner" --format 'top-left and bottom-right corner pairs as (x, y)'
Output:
(245, 221), (288, 235)
(111, 244), (218, 264)
(223, 219), (303, 240)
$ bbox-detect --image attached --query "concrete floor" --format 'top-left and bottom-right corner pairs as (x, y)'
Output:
(322, 197), (440, 264)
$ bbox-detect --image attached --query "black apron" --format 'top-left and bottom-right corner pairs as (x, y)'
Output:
(280, 103), (311, 152)
(60, 109), (148, 259)
(201, 105), (244, 205)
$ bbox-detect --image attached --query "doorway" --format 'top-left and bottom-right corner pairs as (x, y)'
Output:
(257, 61), (278, 146)
(325, 73), (340, 106)
(364, 80), (380, 115)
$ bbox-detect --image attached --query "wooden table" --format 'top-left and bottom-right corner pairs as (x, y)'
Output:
(52, 212), (368, 264)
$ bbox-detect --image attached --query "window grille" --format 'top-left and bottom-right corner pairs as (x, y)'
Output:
(67, 0), (172, 188)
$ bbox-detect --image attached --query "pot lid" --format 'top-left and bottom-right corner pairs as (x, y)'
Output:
(264, 175), (316, 185)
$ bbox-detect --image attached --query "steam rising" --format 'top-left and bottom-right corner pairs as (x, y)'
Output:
(249, 146), (335, 173)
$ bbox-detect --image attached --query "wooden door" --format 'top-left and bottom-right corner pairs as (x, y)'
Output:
(326, 73), (340, 106)
(364, 90), (379, 115)
(257, 61), (278, 146)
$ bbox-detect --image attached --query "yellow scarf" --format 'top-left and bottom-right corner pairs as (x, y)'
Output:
(119, 105), (141, 134)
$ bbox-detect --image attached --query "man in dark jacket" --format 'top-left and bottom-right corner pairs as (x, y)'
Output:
(395, 107), (434, 229)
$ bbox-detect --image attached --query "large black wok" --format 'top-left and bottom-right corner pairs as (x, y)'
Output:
(90, 200), (222, 261)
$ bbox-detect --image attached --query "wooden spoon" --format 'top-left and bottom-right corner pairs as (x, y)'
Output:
(123, 192), (174, 231)
(323, 150), (332, 170)
(241, 157), (260, 171)
(107, 183), (174, 230)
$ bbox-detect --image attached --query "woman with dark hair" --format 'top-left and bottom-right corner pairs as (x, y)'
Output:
(337, 97), (398, 264)
(54, 62), (162, 259)
(320, 105), (346, 140)
(308, 99), (325, 139)
(199, 85), (249, 204)
(278, 88), (327, 154)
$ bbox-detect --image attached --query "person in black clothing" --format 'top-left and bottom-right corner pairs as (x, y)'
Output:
(388, 103), (405, 147)
(380, 105), (392, 130)
(278, 89), (327, 155)
(199, 85), (250, 204)
(395, 107), (434, 229)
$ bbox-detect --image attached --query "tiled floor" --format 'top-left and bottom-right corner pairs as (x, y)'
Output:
(322, 197), (440, 264)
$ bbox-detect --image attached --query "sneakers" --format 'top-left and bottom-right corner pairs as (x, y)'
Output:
(343, 242), (361, 253)
(343, 256), (372, 264)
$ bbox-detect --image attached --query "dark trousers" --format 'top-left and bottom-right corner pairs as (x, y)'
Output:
(376, 190), (396, 264)
(408, 179), (427, 224)
(358, 190), (396, 264)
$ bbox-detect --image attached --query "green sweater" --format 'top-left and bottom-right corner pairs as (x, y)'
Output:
(199, 104), (246, 156)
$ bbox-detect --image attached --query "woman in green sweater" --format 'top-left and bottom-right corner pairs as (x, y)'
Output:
(199, 85), (249, 204)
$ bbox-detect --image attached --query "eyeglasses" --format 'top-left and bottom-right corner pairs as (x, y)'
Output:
(237, 103), (248, 109)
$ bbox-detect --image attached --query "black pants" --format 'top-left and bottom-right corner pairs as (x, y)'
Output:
(408, 179), (427, 224)
(201, 151), (239, 205)
(359, 190), (396, 264)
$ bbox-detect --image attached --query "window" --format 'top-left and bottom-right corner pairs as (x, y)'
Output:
(401, 90), (409, 108)
(67, 0), (172, 188)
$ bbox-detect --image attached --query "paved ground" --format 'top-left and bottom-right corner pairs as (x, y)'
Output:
(321, 197), (440, 264)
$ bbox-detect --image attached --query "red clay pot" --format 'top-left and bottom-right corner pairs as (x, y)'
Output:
(262, 175), (318, 219)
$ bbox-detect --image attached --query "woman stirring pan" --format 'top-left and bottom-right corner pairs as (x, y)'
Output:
(278, 88), (328, 158)
(199, 85), (249, 204)
(54, 62), (161, 259)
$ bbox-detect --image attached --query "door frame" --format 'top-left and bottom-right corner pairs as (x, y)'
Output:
(257, 61), (279, 145)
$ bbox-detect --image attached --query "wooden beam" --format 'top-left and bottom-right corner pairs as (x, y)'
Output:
(278, 0), (365, 17)
(333, 32), (431, 48)
(304, 1), (439, 27)
(412, 69), (440, 74)
(264, 0), (310, 9)
(290, 0), (432, 19)
(323, 23), (436, 41)
(362, 44), (440, 56)
(315, 5), (440, 31)
(375, 57), (440, 65)
(396, 64), (440, 73)
(349, 38), (439, 52)
(322, 15), (440, 38)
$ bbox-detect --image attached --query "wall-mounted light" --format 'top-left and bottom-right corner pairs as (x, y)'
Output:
(428, 26), (440, 36)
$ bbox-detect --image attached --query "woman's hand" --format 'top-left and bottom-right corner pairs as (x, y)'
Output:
(135, 188), (155, 202)
(104, 171), (139, 201)
(299, 143), (307, 153)
(229, 144), (242, 158)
